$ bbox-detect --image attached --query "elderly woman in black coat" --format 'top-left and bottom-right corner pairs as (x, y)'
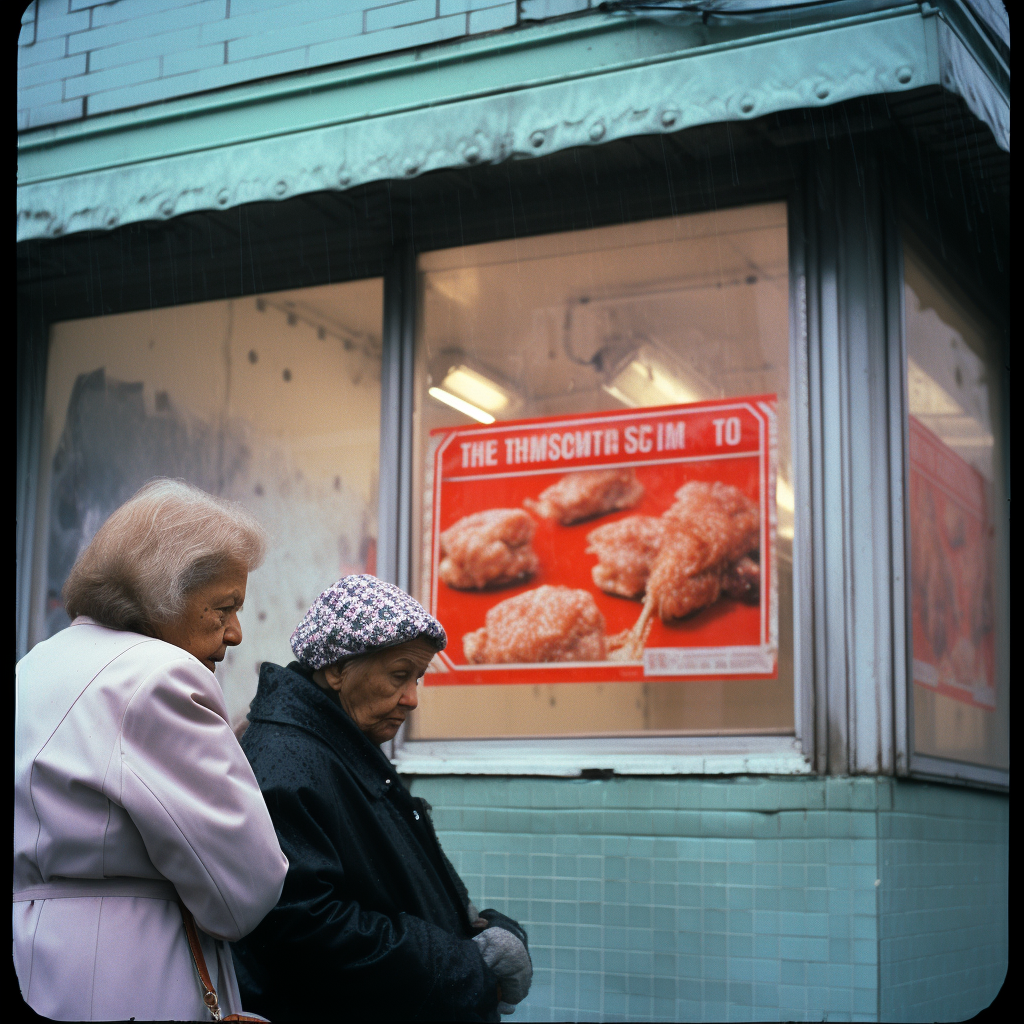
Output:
(231, 575), (531, 1022)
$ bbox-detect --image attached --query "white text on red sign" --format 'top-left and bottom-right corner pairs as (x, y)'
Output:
(458, 417), (750, 470)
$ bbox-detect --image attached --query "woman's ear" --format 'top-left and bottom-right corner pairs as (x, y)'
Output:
(322, 661), (348, 692)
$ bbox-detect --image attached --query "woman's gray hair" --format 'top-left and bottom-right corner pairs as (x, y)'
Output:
(63, 479), (267, 633)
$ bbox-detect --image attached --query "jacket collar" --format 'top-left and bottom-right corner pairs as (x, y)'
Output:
(247, 662), (395, 800)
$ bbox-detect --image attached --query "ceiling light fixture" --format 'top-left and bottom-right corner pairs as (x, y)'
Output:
(427, 349), (523, 423)
(602, 344), (705, 408)
(440, 364), (514, 414)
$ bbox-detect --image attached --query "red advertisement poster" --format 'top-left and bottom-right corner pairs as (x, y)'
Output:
(423, 396), (778, 685)
(909, 416), (996, 709)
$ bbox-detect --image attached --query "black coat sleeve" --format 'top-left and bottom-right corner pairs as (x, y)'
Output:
(232, 728), (499, 1023)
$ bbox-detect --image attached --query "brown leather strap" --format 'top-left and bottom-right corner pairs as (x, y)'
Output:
(178, 902), (269, 1022)
(179, 900), (222, 1020)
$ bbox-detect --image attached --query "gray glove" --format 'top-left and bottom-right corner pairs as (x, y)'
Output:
(472, 923), (533, 1012)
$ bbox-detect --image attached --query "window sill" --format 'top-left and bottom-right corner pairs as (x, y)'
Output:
(909, 753), (1009, 791)
(392, 733), (810, 776)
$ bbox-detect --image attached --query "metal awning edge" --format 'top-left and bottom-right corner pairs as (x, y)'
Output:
(14, 8), (963, 243)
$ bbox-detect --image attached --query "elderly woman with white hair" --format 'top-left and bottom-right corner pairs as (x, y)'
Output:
(13, 479), (289, 1022)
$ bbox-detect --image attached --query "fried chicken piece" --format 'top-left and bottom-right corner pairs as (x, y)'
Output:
(911, 488), (959, 659)
(721, 555), (760, 603)
(524, 468), (644, 525)
(586, 516), (665, 598)
(648, 482), (760, 621)
(609, 482), (760, 661)
(439, 508), (539, 590)
(463, 585), (606, 664)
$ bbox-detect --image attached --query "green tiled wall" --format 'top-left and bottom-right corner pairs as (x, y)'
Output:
(878, 782), (1008, 1023)
(407, 775), (1006, 1023)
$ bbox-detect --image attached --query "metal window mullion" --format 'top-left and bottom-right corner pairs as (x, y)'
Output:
(809, 144), (851, 776)
(802, 158), (830, 776)
(16, 296), (49, 663)
(378, 240), (416, 593)
(883, 172), (911, 777)
(838, 146), (897, 776)
(381, 239), (416, 763)
(806, 138), (907, 777)
(396, 242), (416, 596)
(788, 176), (818, 772)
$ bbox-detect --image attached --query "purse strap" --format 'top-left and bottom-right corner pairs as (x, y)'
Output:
(179, 901), (267, 1023)
(179, 900), (224, 1020)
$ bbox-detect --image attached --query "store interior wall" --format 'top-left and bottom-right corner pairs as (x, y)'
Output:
(32, 280), (383, 724)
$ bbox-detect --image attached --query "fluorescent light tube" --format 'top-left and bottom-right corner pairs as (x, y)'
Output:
(428, 386), (495, 424)
(441, 365), (512, 413)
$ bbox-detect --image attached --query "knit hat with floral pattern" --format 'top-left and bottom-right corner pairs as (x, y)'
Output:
(290, 575), (447, 669)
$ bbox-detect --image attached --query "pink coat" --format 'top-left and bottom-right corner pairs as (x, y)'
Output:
(13, 617), (289, 1021)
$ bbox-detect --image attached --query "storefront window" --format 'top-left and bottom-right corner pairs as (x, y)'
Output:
(904, 236), (1008, 770)
(32, 279), (383, 725)
(410, 203), (793, 739)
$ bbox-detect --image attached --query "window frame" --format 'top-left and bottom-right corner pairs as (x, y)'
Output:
(893, 213), (1010, 791)
(386, 185), (816, 776)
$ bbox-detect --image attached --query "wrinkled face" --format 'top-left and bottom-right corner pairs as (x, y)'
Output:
(325, 637), (437, 745)
(155, 561), (248, 673)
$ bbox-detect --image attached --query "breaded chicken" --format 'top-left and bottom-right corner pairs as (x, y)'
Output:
(586, 515), (665, 598)
(609, 481), (761, 660)
(439, 508), (539, 590)
(463, 585), (606, 664)
(524, 468), (643, 525)
(647, 482), (760, 621)
(721, 555), (760, 603)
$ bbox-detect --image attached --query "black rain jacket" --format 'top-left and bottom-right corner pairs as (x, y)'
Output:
(231, 662), (499, 1022)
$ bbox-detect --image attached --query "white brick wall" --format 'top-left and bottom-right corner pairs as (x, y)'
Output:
(18, 0), (591, 132)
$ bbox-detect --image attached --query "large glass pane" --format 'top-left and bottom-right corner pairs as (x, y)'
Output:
(31, 280), (383, 726)
(904, 236), (1008, 769)
(410, 204), (793, 739)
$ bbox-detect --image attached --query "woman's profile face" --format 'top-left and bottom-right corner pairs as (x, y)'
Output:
(328, 638), (437, 745)
(156, 561), (248, 672)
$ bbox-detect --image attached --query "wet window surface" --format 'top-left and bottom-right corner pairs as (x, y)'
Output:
(903, 237), (1008, 771)
(35, 279), (383, 725)
(409, 203), (794, 740)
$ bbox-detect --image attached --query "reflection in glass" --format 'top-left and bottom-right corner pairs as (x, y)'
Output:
(410, 204), (793, 739)
(904, 236), (1007, 770)
(33, 281), (383, 724)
